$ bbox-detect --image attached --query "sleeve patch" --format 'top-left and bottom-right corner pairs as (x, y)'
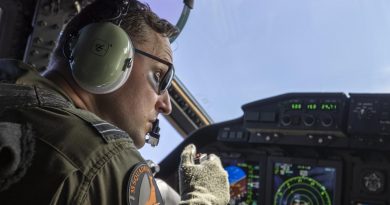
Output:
(126, 162), (164, 205)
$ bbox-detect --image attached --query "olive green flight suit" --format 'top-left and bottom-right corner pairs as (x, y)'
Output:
(0, 62), (153, 204)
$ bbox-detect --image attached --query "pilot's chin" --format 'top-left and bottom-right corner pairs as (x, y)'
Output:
(130, 132), (147, 149)
(134, 139), (146, 149)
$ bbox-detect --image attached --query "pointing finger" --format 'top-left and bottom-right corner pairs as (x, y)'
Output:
(180, 144), (196, 166)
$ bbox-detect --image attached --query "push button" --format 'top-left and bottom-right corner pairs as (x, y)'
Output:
(259, 112), (276, 122)
(245, 112), (259, 121)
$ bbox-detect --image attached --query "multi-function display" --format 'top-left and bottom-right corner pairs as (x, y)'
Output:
(272, 160), (337, 205)
(223, 159), (261, 205)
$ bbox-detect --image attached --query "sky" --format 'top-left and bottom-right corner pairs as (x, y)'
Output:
(140, 0), (390, 163)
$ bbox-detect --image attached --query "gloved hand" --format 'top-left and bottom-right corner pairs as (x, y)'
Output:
(179, 144), (230, 205)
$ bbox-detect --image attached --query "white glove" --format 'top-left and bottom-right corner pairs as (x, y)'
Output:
(179, 144), (230, 205)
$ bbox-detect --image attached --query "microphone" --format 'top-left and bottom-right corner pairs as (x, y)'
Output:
(145, 119), (160, 147)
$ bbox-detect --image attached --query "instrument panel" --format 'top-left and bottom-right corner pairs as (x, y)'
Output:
(157, 93), (390, 205)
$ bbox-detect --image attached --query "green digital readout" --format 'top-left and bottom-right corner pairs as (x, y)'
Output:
(307, 103), (317, 110)
(320, 103), (337, 111)
(291, 103), (302, 110)
(290, 102), (337, 110)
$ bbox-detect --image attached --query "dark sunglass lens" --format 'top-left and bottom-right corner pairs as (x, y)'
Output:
(159, 66), (174, 94)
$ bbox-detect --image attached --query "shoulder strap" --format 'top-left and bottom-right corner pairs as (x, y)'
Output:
(0, 82), (131, 143)
(0, 83), (73, 112)
(64, 107), (131, 143)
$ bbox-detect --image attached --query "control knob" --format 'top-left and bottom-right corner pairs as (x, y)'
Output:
(281, 115), (292, 126)
(303, 114), (315, 127)
(320, 114), (333, 127)
(362, 170), (385, 193)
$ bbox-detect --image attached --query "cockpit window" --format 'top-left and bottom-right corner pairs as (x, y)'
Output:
(139, 0), (183, 27)
(141, 0), (390, 162)
(172, 0), (390, 122)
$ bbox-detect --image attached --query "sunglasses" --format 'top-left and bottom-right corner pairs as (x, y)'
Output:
(134, 48), (175, 95)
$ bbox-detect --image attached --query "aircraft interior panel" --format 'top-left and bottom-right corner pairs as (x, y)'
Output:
(157, 93), (390, 205)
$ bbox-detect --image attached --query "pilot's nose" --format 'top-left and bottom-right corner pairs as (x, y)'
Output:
(156, 91), (172, 115)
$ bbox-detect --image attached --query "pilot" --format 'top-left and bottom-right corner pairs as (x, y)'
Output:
(0, 0), (229, 204)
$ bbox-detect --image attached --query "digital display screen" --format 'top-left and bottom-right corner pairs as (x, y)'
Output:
(272, 161), (337, 205)
(320, 103), (338, 111)
(287, 102), (339, 111)
(223, 159), (261, 205)
(306, 103), (317, 110)
(290, 103), (302, 110)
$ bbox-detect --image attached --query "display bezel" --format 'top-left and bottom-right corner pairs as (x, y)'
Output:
(266, 157), (342, 205)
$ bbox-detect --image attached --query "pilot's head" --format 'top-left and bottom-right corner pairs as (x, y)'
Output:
(47, 0), (178, 148)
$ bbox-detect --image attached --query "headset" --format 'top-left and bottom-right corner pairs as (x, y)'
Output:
(63, 0), (134, 94)
(63, 0), (163, 147)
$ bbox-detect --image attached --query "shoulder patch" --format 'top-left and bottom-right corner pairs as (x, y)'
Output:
(126, 162), (164, 205)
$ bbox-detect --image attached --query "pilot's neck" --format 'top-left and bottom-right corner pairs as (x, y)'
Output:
(43, 69), (97, 112)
